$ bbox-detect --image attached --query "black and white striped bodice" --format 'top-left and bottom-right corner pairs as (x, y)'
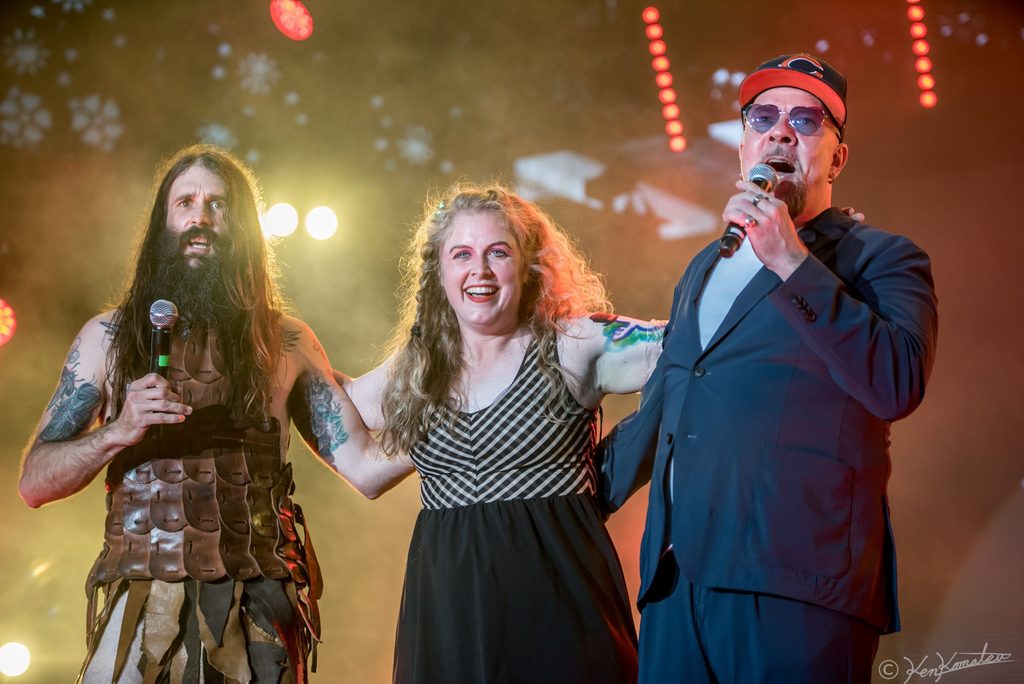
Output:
(410, 340), (598, 510)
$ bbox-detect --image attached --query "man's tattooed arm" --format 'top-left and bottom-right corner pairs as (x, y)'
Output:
(291, 374), (350, 469)
(282, 329), (302, 354)
(39, 337), (102, 441)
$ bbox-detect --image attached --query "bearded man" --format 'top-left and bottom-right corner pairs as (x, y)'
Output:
(602, 54), (939, 682)
(19, 144), (412, 683)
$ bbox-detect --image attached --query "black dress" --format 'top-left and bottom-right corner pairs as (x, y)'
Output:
(394, 341), (638, 683)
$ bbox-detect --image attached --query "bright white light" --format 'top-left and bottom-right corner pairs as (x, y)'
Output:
(305, 206), (338, 240)
(261, 203), (299, 238)
(0, 642), (30, 677)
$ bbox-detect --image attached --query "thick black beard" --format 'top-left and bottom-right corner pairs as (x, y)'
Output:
(146, 231), (237, 331)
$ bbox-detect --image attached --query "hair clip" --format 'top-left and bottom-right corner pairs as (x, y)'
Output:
(411, 324), (422, 338)
(432, 201), (446, 219)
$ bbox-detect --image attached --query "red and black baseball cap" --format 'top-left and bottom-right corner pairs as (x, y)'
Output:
(739, 53), (847, 133)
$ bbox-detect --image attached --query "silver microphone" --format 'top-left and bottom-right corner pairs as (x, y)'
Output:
(149, 300), (178, 377)
(718, 163), (779, 258)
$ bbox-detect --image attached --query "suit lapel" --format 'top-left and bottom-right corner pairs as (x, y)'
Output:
(700, 265), (778, 356)
(696, 208), (852, 357)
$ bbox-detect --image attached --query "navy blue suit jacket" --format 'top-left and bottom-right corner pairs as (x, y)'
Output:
(601, 208), (938, 633)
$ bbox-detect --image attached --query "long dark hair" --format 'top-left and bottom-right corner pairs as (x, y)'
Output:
(108, 144), (285, 423)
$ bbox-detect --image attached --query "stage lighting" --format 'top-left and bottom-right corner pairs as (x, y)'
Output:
(641, 7), (660, 23)
(269, 0), (314, 41)
(261, 203), (299, 238)
(642, 6), (686, 153)
(0, 642), (30, 677)
(905, 0), (937, 109)
(305, 206), (338, 241)
(0, 298), (16, 348)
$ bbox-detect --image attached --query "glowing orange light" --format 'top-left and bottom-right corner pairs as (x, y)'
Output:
(919, 91), (937, 108)
(914, 56), (933, 73)
(642, 7), (661, 23)
(665, 120), (684, 136)
(662, 103), (680, 120)
(912, 39), (930, 56)
(655, 72), (673, 88)
(645, 24), (663, 40)
(905, 0), (920, 4)
(649, 40), (667, 56)
(910, 22), (927, 38)
(917, 73), (936, 89)
(658, 88), (677, 104)
(652, 56), (670, 72)
(0, 299), (16, 348)
(668, 136), (687, 152)
(269, 0), (314, 41)
(907, 5), (925, 21)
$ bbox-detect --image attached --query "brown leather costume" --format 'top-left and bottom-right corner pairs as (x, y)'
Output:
(82, 325), (321, 683)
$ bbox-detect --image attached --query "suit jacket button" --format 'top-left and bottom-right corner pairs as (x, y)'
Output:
(693, 366), (706, 378)
(666, 433), (674, 445)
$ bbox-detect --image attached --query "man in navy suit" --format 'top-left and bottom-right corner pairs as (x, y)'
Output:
(602, 53), (938, 682)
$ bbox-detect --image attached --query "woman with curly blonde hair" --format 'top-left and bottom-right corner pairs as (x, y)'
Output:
(347, 183), (664, 682)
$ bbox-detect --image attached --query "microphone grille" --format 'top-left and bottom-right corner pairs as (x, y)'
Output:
(149, 299), (179, 328)
(748, 163), (779, 192)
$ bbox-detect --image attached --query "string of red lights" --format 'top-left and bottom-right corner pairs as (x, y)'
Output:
(642, 7), (686, 153)
(907, 0), (938, 108)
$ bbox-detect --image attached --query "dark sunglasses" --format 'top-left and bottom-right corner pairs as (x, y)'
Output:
(743, 103), (841, 139)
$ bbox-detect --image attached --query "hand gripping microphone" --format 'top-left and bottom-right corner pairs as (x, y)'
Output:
(718, 163), (779, 258)
(149, 299), (179, 377)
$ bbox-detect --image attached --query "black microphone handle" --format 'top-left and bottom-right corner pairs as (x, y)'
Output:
(150, 327), (172, 377)
(717, 175), (775, 258)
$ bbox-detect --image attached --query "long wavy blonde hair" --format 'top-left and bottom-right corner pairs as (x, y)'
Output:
(379, 183), (611, 456)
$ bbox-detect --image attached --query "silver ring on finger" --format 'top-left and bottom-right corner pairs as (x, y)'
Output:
(744, 215), (757, 228)
(752, 194), (767, 208)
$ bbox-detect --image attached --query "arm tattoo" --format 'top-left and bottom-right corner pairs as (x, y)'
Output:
(99, 320), (118, 338)
(282, 329), (302, 353)
(295, 375), (349, 467)
(590, 313), (665, 351)
(40, 338), (101, 441)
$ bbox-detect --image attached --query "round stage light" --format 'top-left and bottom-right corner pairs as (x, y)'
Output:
(0, 298), (16, 348)
(261, 203), (299, 238)
(642, 7), (660, 24)
(668, 136), (687, 153)
(305, 206), (338, 241)
(0, 642), (30, 677)
(919, 91), (938, 108)
(270, 0), (314, 41)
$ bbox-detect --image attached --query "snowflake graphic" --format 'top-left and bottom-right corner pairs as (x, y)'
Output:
(238, 53), (279, 96)
(69, 94), (123, 152)
(52, 0), (92, 12)
(197, 122), (237, 148)
(4, 28), (50, 75)
(0, 87), (52, 147)
(397, 126), (433, 165)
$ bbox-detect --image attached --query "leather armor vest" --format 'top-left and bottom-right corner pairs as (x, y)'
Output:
(87, 326), (315, 591)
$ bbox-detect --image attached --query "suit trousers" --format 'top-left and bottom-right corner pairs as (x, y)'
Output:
(638, 551), (880, 684)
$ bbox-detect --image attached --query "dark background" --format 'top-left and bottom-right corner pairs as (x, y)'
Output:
(1, 1), (1020, 681)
